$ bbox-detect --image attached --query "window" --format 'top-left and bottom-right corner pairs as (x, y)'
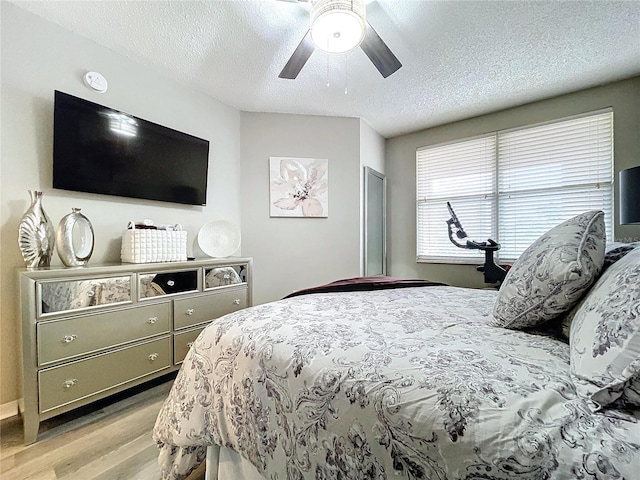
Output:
(416, 110), (613, 263)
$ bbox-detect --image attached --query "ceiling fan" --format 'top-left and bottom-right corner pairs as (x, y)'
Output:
(277, 0), (402, 80)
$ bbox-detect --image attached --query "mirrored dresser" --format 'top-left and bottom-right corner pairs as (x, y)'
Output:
(18, 257), (252, 444)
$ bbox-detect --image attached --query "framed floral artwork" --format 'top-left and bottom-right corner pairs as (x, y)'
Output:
(269, 157), (328, 217)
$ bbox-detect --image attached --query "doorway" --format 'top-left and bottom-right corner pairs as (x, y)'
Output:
(364, 167), (387, 276)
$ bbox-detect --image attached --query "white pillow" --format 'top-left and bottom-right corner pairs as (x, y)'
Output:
(491, 210), (605, 329)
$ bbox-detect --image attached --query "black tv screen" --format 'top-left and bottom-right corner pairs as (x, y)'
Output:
(53, 90), (209, 206)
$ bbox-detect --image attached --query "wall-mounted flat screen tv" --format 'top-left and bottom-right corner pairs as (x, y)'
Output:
(53, 90), (210, 206)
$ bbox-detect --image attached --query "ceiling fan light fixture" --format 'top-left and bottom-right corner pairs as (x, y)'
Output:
(310, 0), (366, 54)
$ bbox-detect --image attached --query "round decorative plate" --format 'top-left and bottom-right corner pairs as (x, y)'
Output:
(197, 220), (241, 258)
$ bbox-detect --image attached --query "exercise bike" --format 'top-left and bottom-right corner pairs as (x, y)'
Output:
(446, 202), (508, 284)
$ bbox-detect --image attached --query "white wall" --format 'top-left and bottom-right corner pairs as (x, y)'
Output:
(240, 113), (362, 305)
(0, 4), (243, 407)
(386, 77), (640, 288)
(359, 120), (385, 174)
(359, 120), (385, 273)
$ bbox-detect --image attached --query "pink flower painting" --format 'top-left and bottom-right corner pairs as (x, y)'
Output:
(270, 157), (328, 217)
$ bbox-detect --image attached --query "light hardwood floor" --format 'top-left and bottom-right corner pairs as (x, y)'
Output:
(0, 374), (205, 480)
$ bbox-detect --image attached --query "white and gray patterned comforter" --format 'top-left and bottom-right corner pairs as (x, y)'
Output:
(154, 286), (640, 479)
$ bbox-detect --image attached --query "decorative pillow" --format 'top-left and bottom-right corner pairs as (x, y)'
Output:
(560, 241), (640, 340)
(491, 210), (605, 329)
(560, 304), (581, 343)
(570, 246), (640, 409)
(603, 241), (639, 271)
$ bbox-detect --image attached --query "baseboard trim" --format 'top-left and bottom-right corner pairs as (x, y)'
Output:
(1, 400), (19, 420)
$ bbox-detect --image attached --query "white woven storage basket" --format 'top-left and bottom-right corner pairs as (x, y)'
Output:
(121, 225), (187, 263)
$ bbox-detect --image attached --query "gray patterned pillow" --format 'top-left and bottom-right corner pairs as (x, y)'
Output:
(491, 210), (605, 329)
(602, 241), (640, 271)
(560, 241), (640, 340)
(570, 247), (640, 409)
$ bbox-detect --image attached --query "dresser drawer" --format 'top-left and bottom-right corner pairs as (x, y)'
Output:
(38, 337), (171, 414)
(38, 303), (171, 366)
(173, 327), (206, 364)
(174, 287), (247, 329)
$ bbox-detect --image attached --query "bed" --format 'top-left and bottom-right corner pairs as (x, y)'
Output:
(154, 210), (640, 479)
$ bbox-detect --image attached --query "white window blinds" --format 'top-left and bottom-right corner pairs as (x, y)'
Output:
(417, 135), (496, 262)
(497, 112), (613, 258)
(416, 109), (613, 263)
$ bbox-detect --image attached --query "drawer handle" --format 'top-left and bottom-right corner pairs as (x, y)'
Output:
(147, 316), (158, 325)
(61, 334), (77, 344)
(63, 379), (78, 389)
(186, 308), (195, 316)
(233, 299), (241, 305)
(187, 342), (195, 348)
(166, 280), (175, 287)
(148, 353), (159, 361)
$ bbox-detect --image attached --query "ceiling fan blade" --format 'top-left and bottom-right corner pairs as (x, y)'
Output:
(279, 30), (315, 79)
(360, 22), (402, 78)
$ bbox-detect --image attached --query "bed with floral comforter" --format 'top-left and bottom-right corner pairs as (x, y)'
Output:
(155, 211), (640, 479)
(153, 282), (640, 480)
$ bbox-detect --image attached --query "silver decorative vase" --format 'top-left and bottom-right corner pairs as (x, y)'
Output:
(18, 190), (55, 268)
(56, 208), (95, 267)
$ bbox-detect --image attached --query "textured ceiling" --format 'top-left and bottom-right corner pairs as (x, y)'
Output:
(9, 0), (640, 138)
